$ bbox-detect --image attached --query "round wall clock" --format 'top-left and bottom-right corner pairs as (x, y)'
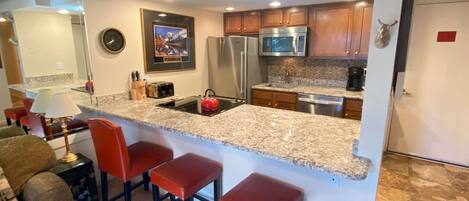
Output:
(100, 28), (126, 54)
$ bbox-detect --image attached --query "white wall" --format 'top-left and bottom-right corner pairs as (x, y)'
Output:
(357, 0), (403, 199)
(83, 0), (224, 96)
(13, 10), (79, 78)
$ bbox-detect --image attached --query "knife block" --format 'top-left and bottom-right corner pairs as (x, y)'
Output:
(130, 81), (146, 100)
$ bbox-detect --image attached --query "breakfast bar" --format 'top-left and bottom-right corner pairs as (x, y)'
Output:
(48, 89), (372, 201)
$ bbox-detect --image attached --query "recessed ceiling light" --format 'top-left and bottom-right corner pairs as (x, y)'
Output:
(58, 9), (70, 15)
(158, 13), (167, 17)
(0, 17), (6, 23)
(225, 7), (235, 11)
(269, 1), (282, 7)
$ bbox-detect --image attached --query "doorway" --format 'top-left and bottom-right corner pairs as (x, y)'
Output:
(0, 20), (23, 108)
(388, 1), (469, 166)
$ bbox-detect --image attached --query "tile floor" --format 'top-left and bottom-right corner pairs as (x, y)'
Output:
(103, 153), (469, 201)
(377, 153), (469, 201)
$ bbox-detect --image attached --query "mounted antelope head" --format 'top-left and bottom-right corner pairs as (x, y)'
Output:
(375, 19), (399, 49)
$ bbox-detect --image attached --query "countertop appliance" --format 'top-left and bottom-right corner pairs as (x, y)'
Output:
(146, 81), (174, 99)
(259, 26), (308, 57)
(157, 96), (245, 117)
(346, 67), (365, 91)
(296, 93), (344, 118)
(207, 36), (267, 103)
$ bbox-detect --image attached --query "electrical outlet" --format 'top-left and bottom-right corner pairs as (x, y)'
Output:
(56, 62), (64, 70)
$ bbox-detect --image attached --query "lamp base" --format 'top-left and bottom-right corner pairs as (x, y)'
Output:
(61, 152), (78, 163)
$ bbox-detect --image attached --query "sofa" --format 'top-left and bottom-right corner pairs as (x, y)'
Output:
(0, 126), (73, 201)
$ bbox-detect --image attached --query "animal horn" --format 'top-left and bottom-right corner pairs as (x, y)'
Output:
(390, 20), (399, 26)
(378, 19), (384, 25)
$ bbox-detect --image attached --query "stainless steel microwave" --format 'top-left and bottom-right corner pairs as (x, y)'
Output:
(259, 26), (308, 57)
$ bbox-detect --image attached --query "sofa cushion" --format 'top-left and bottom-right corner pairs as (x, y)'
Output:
(0, 167), (18, 201)
(0, 126), (26, 140)
(0, 135), (56, 195)
(23, 172), (72, 201)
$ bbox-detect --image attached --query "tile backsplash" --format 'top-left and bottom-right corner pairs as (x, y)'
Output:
(267, 57), (367, 88)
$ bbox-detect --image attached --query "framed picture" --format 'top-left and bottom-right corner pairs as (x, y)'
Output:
(141, 9), (195, 73)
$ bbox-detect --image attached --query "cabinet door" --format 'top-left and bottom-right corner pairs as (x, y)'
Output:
(225, 13), (243, 34)
(253, 98), (272, 108)
(272, 92), (297, 111)
(243, 11), (261, 33)
(262, 9), (284, 27)
(309, 5), (354, 57)
(352, 3), (373, 58)
(284, 7), (308, 26)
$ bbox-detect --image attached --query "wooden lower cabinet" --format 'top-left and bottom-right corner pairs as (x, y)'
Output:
(252, 89), (297, 111)
(343, 98), (363, 120)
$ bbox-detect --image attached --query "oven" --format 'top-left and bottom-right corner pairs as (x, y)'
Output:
(259, 26), (308, 57)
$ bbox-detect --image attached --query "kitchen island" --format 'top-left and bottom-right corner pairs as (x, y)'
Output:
(20, 85), (372, 201)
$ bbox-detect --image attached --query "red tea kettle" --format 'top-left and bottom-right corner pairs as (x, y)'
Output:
(201, 89), (219, 112)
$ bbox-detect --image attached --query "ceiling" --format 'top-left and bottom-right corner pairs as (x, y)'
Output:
(149, 0), (355, 12)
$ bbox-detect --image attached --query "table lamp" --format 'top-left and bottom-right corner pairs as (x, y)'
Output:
(30, 89), (54, 138)
(45, 92), (82, 163)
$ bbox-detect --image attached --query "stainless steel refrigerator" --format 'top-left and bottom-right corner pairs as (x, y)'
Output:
(207, 36), (267, 103)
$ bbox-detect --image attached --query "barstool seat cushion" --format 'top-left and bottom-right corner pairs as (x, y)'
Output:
(4, 107), (27, 120)
(151, 153), (222, 200)
(124, 142), (173, 181)
(221, 173), (303, 201)
(20, 116), (30, 127)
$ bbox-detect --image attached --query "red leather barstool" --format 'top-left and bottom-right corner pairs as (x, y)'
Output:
(20, 98), (34, 133)
(88, 118), (173, 201)
(4, 107), (27, 126)
(221, 173), (303, 201)
(151, 153), (222, 201)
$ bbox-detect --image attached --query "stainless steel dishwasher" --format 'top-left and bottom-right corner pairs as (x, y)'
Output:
(296, 93), (344, 117)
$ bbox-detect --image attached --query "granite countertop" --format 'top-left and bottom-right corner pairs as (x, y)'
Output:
(252, 83), (364, 99)
(21, 85), (370, 180)
(82, 96), (370, 180)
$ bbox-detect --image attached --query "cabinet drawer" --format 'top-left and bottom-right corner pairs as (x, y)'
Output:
(252, 89), (273, 100)
(344, 98), (363, 111)
(344, 110), (362, 120)
(273, 101), (296, 111)
(272, 92), (297, 104)
(252, 98), (272, 108)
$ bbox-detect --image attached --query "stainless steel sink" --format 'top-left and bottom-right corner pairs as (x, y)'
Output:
(266, 83), (297, 89)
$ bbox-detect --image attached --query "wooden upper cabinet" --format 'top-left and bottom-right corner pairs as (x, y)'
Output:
(351, 3), (373, 58)
(225, 12), (243, 34)
(309, 5), (354, 57)
(284, 7), (308, 26)
(243, 11), (261, 33)
(262, 9), (284, 27)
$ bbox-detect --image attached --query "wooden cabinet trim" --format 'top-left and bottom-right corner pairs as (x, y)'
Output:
(351, 3), (373, 58)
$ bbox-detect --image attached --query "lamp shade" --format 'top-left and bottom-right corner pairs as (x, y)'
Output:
(30, 89), (53, 114)
(45, 93), (82, 118)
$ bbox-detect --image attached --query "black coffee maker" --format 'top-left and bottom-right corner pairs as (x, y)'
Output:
(346, 67), (364, 91)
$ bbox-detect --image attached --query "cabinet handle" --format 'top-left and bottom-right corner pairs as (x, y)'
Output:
(280, 21), (283, 24)
(268, 102), (272, 106)
(345, 113), (349, 116)
(286, 21), (290, 24)
(274, 103), (278, 107)
(354, 51), (359, 55)
(244, 28), (247, 30)
(346, 50), (350, 55)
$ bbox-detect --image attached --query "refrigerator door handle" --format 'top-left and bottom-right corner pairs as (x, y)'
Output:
(240, 51), (245, 97)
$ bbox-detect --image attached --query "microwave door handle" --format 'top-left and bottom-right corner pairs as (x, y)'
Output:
(293, 36), (299, 55)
